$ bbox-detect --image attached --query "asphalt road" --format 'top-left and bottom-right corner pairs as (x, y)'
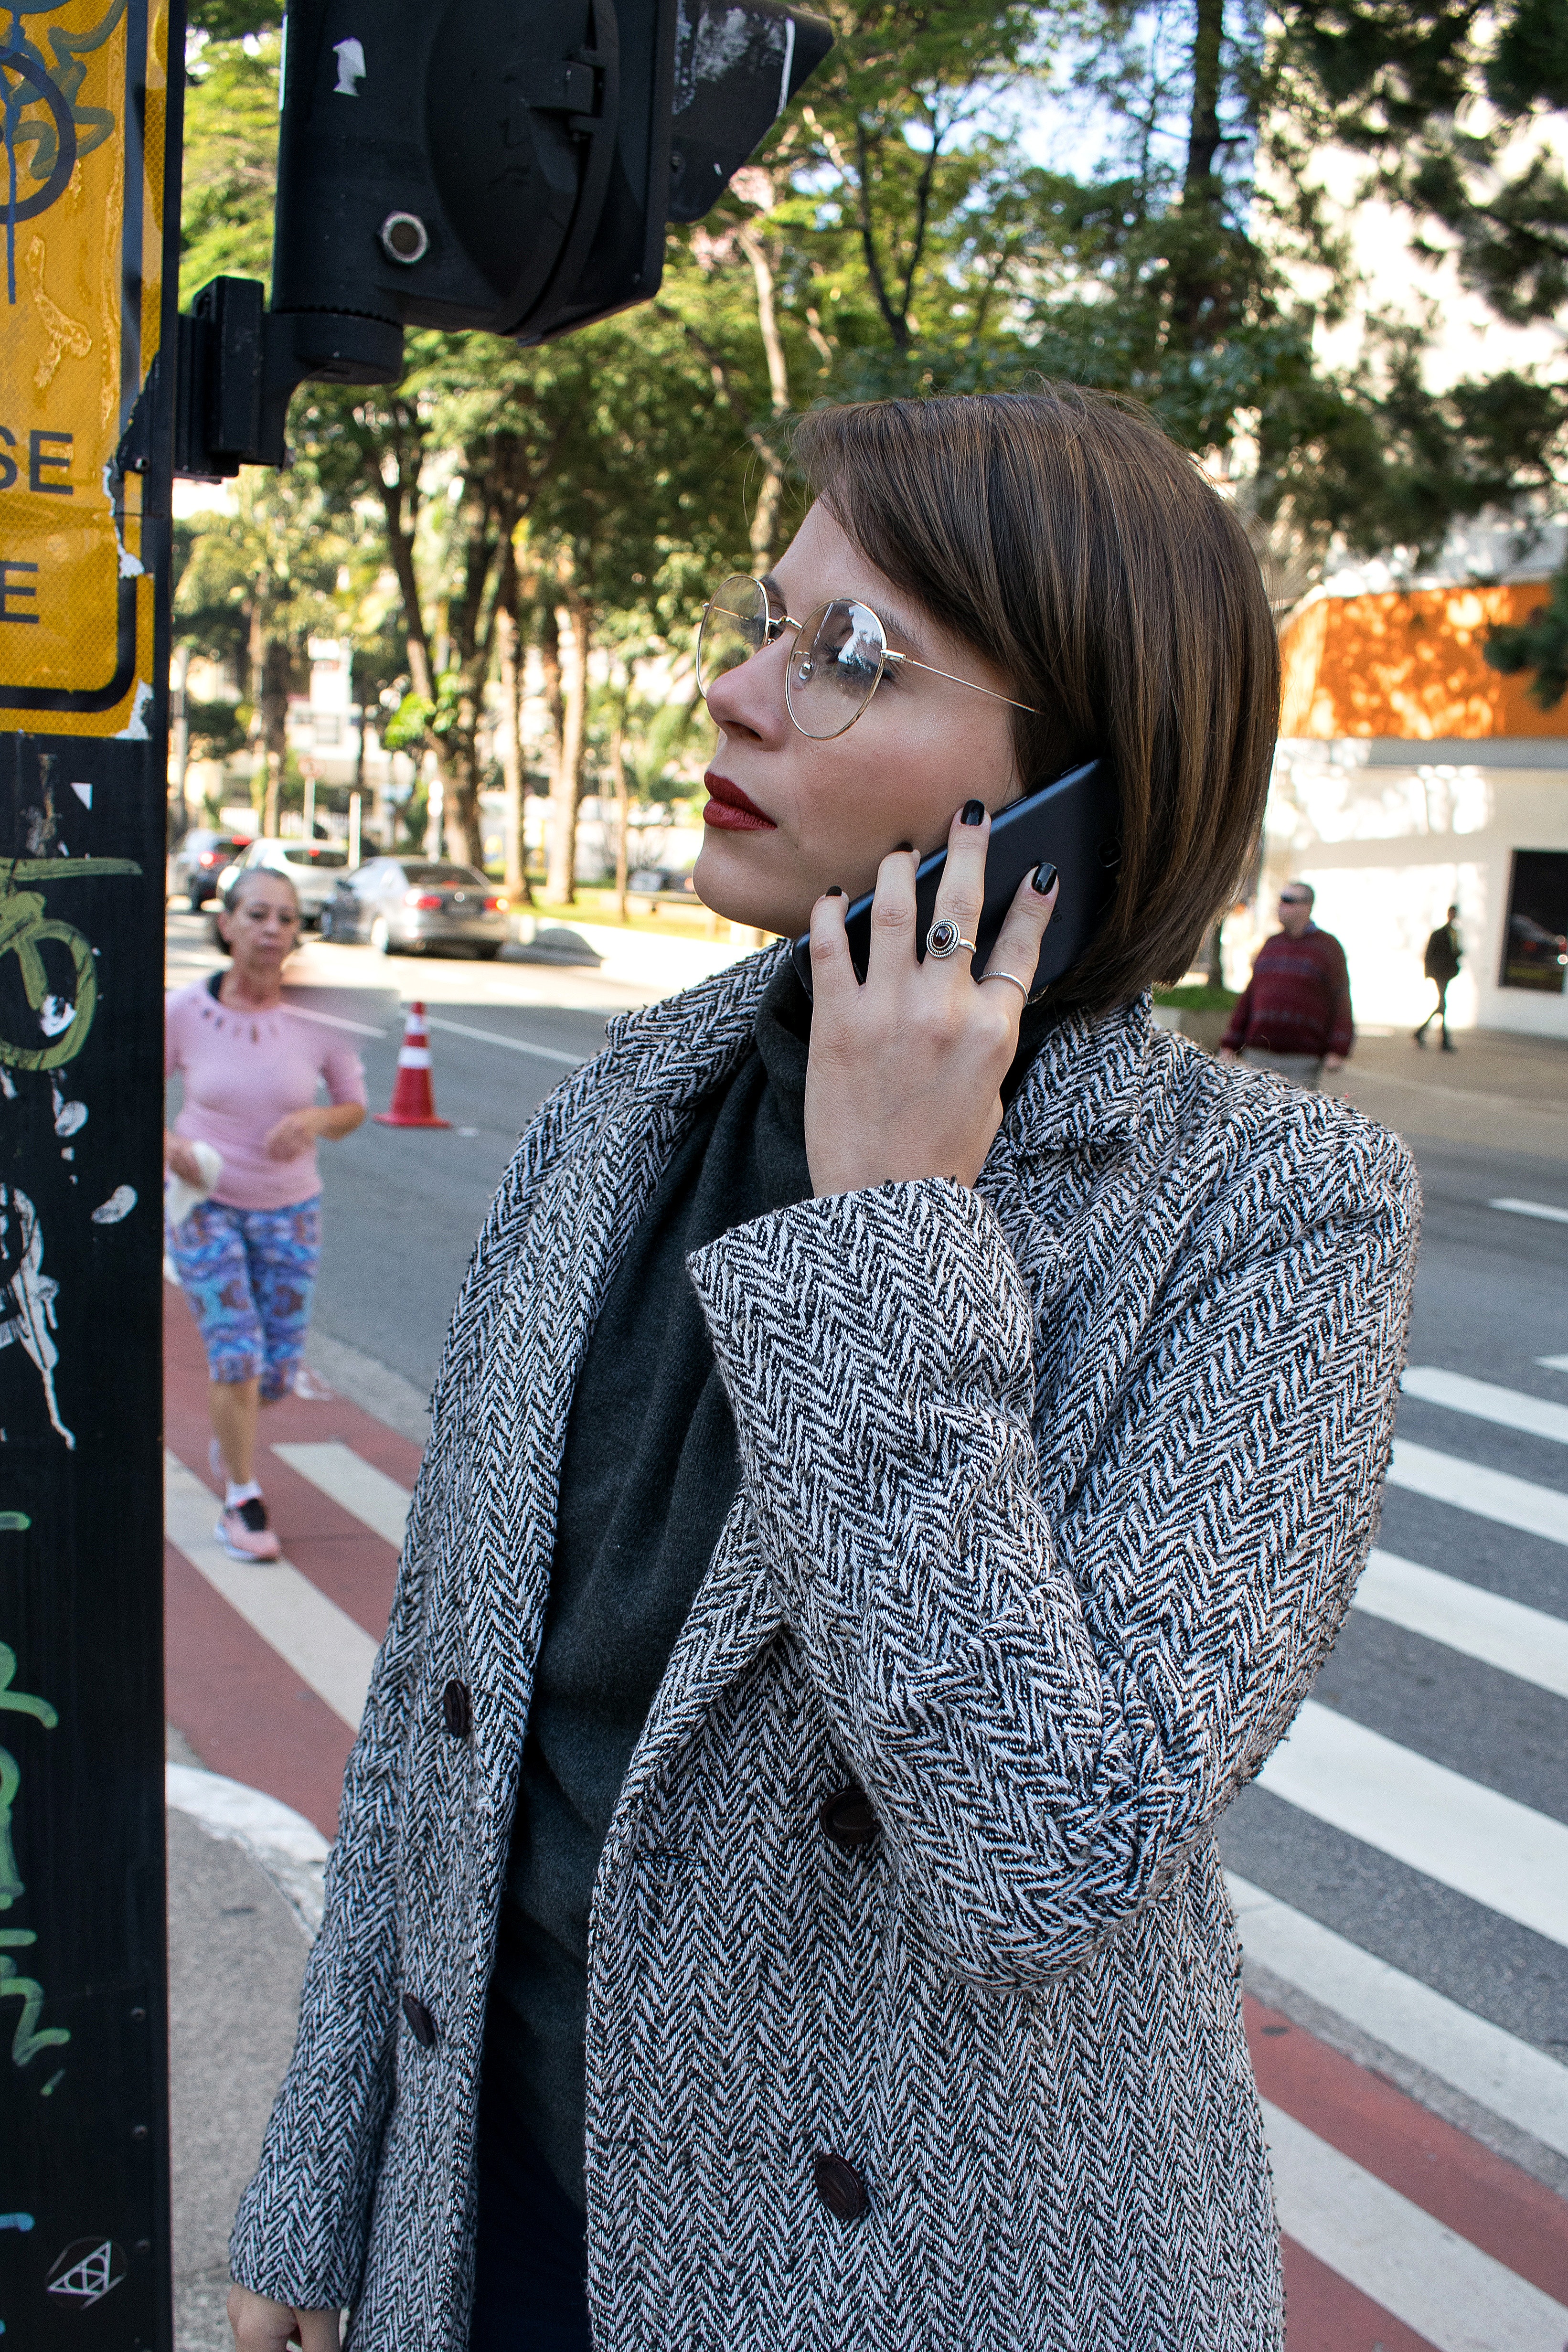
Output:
(166, 911), (1568, 2135)
(1220, 1125), (1568, 2079)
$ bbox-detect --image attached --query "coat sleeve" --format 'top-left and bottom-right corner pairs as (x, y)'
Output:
(227, 1049), (619, 2309)
(685, 1119), (1419, 1987)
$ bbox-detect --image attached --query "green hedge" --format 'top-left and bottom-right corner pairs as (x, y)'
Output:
(1152, 983), (1238, 1011)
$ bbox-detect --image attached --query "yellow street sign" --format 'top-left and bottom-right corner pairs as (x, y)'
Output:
(0, 0), (170, 736)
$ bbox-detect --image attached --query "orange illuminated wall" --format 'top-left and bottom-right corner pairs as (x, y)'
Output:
(1278, 582), (1568, 740)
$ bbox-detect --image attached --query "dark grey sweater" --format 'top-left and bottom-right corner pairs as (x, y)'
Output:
(483, 957), (1056, 2206)
(483, 961), (815, 2204)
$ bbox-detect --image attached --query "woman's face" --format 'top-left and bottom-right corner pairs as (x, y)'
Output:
(217, 873), (300, 977)
(693, 501), (1024, 939)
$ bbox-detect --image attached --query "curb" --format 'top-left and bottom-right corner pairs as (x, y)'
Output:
(166, 1762), (328, 1937)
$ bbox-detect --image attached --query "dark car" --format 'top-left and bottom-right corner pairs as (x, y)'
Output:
(320, 858), (512, 957)
(168, 829), (253, 910)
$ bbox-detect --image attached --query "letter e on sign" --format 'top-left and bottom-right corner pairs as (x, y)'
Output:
(0, 3), (172, 733)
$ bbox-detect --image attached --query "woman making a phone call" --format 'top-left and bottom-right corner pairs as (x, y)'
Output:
(230, 389), (1418, 2352)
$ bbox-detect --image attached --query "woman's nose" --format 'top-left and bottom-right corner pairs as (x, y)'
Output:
(704, 639), (791, 741)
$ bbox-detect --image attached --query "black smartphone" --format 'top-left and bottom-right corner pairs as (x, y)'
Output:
(791, 756), (1118, 1001)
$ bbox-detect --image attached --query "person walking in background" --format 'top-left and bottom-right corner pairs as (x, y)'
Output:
(1217, 879), (1353, 1089)
(164, 868), (367, 1563)
(1416, 905), (1461, 1051)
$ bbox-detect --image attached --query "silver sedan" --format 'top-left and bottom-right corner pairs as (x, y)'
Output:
(320, 858), (512, 957)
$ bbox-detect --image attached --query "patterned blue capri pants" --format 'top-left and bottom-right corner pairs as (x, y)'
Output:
(168, 1195), (321, 1401)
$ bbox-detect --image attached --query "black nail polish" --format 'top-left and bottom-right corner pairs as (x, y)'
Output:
(1033, 862), (1058, 895)
(825, 886), (844, 898)
(961, 799), (985, 826)
(894, 841), (914, 854)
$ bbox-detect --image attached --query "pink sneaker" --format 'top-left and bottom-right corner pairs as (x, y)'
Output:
(214, 1496), (282, 1563)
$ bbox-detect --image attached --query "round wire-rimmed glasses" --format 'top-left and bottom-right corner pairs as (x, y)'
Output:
(696, 572), (1037, 741)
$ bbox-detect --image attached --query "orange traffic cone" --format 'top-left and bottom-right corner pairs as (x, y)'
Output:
(375, 1001), (451, 1128)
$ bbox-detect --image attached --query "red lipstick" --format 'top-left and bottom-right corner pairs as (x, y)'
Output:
(703, 771), (777, 832)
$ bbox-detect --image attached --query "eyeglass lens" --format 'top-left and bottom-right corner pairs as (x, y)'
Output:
(698, 575), (892, 741)
(787, 601), (885, 739)
(696, 575), (770, 695)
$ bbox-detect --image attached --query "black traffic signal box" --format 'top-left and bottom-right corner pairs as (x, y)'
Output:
(176, 0), (832, 476)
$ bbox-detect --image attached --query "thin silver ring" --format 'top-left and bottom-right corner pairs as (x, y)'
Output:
(926, 920), (977, 960)
(980, 969), (1029, 1000)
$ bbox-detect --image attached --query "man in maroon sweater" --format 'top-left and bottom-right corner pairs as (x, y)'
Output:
(1217, 880), (1353, 1089)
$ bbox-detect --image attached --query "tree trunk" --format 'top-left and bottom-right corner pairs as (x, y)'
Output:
(170, 643), (192, 836)
(1202, 916), (1225, 989)
(373, 472), (435, 702)
(495, 596), (530, 901)
(443, 702), (484, 869)
(610, 684), (630, 923)
(1169, 0), (1232, 346)
(261, 636), (291, 837)
(736, 226), (790, 572)
(547, 590), (590, 905)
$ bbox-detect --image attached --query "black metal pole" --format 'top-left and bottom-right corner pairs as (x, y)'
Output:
(1, 1), (185, 2342)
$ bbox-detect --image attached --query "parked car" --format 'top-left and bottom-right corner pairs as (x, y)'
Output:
(1505, 911), (1568, 990)
(319, 858), (511, 957)
(211, 838), (351, 931)
(168, 829), (252, 910)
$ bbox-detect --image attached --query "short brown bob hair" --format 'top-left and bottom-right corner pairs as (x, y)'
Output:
(792, 386), (1279, 1016)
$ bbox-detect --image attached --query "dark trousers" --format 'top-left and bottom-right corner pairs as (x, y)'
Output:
(469, 2106), (593, 2352)
(1416, 979), (1451, 1040)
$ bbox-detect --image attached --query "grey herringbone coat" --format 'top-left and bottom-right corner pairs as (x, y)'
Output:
(231, 948), (1420, 2351)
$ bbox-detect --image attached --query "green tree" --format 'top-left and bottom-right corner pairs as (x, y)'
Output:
(1272, 0), (1568, 692)
(180, 30), (282, 300)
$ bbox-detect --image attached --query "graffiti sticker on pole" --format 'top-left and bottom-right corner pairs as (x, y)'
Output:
(0, 0), (170, 734)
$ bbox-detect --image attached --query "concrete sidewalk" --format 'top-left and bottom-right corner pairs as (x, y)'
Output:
(1334, 1025), (1568, 1160)
(167, 1728), (309, 2352)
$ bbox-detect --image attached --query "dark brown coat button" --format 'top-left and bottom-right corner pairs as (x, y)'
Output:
(401, 1994), (437, 2048)
(813, 2151), (868, 2221)
(441, 1679), (472, 1739)
(819, 1784), (877, 1848)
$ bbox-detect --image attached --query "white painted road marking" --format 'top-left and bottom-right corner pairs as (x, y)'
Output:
(423, 1013), (587, 1066)
(1387, 1437), (1568, 1548)
(271, 1440), (411, 1552)
(1403, 1364), (1568, 1448)
(1229, 1874), (1568, 2160)
(1489, 1196), (1568, 1227)
(1261, 2097), (1568, 2352)
(1353, 1548), (1568, 1701)
(1259, 1702), (1568, 1951)
(164, 1452), (376, 1732)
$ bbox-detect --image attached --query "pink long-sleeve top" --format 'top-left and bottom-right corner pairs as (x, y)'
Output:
(165, 975), (368, 1211)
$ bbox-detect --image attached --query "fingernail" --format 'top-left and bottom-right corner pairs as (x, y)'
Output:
(825, 886), (844, 898)
(894, 841), (914, 854)
(1033, 862), (1058, 895)
(961, 799), (985, 826)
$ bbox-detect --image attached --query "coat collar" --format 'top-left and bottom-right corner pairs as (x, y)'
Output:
(605, 942), (1156, 1153)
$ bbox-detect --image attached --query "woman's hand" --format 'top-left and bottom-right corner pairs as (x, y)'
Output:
(227, 2283), (340, 2350)
(264, 1109), (320, 1162)
(263, 1103), (364, 1162)
(164, 1128), (205, 1185)
(804, 802), (1059, 1197)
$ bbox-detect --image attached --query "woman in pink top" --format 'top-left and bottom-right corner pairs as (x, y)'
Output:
(165, 867), (367, 1561)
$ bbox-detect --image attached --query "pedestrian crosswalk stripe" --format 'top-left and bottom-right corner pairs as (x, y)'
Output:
(1403, 1364), (1568, 1448)
(1260, 2097), (1568, 2352)
(1489, 1196), (1568, 1227)
(1387, 1437), (1568, 1547)
(1354, 1548), (1568, 1700)
(1540, 1352), (1568, 1373)
(271, 1441), (410, 1552)
(164, 1452), (375, 1732)
(1259, 1703), (1568, 1951)
(1228, 1875), (1568, 2160)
